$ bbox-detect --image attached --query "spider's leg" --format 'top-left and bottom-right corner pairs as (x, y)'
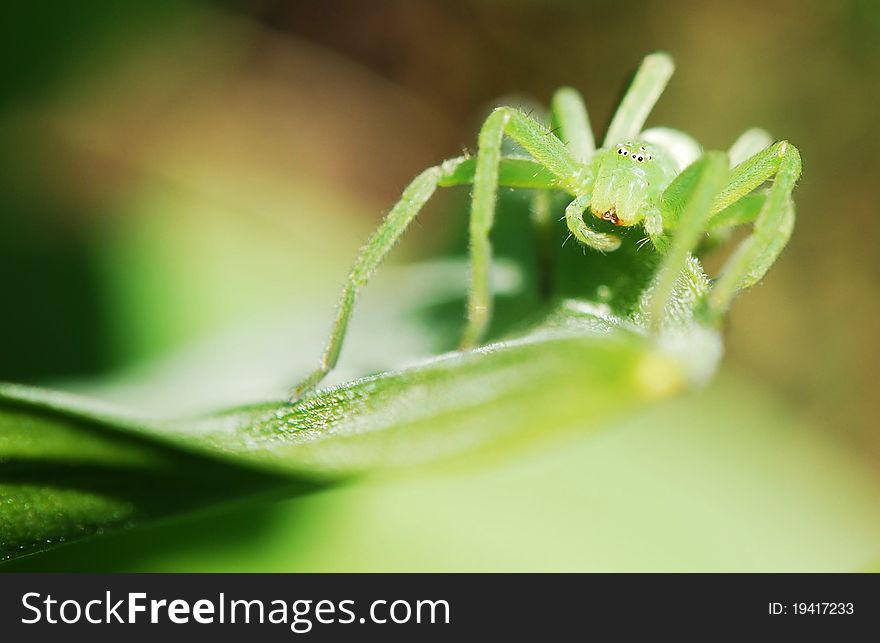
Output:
(291, 167), (441, 400)
(699, 191), (765, 252)
(460, 107), (585, 348)
(651, 128), (771, 256)
(709, 140), (800, 215)
(709, 192), (766, 229)
(706, 141), (801, 316)
(443, 153), (567, 299)
(551, 87), (595, 163)
(700, 127), (773, 247)
(437, 156), (559, 189)
(291, 154), (564, 400)
(648, 151), (729, 327)
(564, 194), (621, 252)
(603, 52), (675, 147)
(641, 204), (668, 252)
(687, 129), (770, 248)
(521, 88), (595, 295)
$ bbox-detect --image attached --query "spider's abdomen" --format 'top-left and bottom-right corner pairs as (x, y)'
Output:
(589, 141), (676, 227)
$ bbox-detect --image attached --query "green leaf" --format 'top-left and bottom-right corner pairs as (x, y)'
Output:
(7, 372), (880, 573)
(0, 387), (304, 562)
(1, 286), (718, 563)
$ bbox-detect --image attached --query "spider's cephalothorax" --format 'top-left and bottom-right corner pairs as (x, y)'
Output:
(291, 52), (801, 401)
(589, 141), (678, 227)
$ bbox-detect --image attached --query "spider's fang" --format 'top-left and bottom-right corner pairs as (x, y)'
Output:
(600, 209), (621, 226)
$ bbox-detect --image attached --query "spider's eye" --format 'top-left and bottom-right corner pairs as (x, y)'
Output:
(637, 155), (644, 162)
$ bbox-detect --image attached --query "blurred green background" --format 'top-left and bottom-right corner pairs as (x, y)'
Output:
(2, 0), (879, 571)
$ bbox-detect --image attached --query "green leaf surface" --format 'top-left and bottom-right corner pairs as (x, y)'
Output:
(1, 290), (714, 563)
(6, 372), (880, 573)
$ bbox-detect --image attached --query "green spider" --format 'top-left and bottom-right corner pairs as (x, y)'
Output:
(292, 52), (801, 400)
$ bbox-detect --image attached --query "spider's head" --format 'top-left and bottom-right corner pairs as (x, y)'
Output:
(589, 141), (673, 227)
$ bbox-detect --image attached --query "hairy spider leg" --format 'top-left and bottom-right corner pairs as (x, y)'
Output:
(290, 111), (579, 400)
(646, 140), (801, 327)
(602, 52), (675, 147)
(707, 141), (801, 315)
(564, 194), (620, 252)
(522, 86), (598, 295)
(523, 86), (599, 296)
(697, 129), (773, 250)
(290, 166), (441, 400)
(460, 106), (584, 348)
(551, 87), (596, 163)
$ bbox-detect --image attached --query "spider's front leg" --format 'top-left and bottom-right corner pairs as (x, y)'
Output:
(459, 106), (587, 348)
(291, 167), (442, 400)
(564, 194), (620, 252)
(290, 110), (576, 400)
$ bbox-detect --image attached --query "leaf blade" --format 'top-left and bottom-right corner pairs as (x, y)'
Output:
(1, 307), (703, 562)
